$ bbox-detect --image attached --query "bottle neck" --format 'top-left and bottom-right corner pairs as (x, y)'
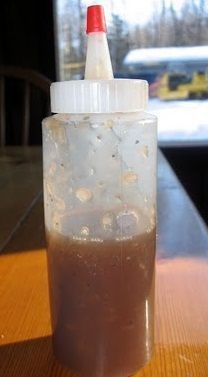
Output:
(84, 32), (114, 80)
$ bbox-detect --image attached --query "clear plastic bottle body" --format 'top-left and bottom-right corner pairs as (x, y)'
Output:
(42, 111), (157, 377)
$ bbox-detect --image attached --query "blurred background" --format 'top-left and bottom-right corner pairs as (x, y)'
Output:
(56, 0), (208, 143)
(0, 0), (208, 223)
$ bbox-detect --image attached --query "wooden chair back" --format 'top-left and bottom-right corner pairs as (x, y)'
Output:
(0, 66), (51, 146)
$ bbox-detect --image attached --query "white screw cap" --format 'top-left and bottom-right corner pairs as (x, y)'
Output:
(50, 79), (148, 114)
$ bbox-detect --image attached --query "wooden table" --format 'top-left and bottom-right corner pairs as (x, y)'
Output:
(0, 147), (208, 377)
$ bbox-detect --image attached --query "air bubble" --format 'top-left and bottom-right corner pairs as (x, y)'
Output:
(52, 127), (67, 144)
(91, 123), (99, 129)
(76, 188), (93, 202)
(116, 210), (139, 235)
(97, 135), (102, 141)
(90, 238), (103, 243)
(141, 145), (149, 158)
(150, 205), (156, 227)
(46, 181), (53, 196)
(105, 120), (114, 129)
(80, 226), (90, 236)
(56, 198), (66, 211)
(150, 217), (155, 228)
(52, 213), (61, 231)
(123, 172), (138, 184)
(73, 235), (84, 241)
(116, 235), (132, 241)
(89, 168), (95, 176)
(102, 213), (114, 230)
(48, 162), (57, 177)
(151, 205), (156, 216)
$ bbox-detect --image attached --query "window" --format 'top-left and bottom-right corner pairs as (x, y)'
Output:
(55, 0), (208, 145)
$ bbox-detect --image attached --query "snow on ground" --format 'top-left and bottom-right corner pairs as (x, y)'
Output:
(148, 99), (208, 143)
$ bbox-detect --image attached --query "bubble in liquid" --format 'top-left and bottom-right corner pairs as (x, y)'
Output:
(141, 145), (149, 158)
(52, 127), (67, 144)
(150, 205), (156, 228)
(52, 213), (61, 231)
(56, 197), (66, 211)
(111, 151), (120, 165)
(89, 168), (95, 176)
(123, 172), (138, 184)
(90, 123), (99, 129)
(90, 237), (103, 243)
(105, 119), (114, 129)
(102, 213), (114, 230)
(151, 205), (156, 216)
(48, 161), (57, 177)
(46, 181), (53, 197)
(76, 188), (93, 202)
(116, 235), (132, 241)
(73, 235), (84, 241)
(116, 210), (139, 235)
(80, 226), (90, 236)
(97, 135), (102, 142)
(144, 195), (148, 203)
(150, 216), (155, 228)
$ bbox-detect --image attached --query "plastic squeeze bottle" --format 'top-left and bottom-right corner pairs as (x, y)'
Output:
(42, 5), (157, 377)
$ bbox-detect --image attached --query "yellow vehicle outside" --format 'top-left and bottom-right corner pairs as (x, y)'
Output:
(158, 71), (208, 100)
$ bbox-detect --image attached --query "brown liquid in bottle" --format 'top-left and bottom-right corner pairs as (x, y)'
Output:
(47, 217), (155, 377)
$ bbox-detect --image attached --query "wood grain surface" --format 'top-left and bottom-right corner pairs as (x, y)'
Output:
(0, 147), (208, 377)
(0, 250), (208, 376)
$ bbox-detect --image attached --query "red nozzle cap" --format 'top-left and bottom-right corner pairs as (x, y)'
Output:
(86, 5), (107, 34)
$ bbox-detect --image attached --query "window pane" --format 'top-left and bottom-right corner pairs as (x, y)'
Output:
(55, 0), (208, 144)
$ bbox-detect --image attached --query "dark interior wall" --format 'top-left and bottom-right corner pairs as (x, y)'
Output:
(162, 146), (208, 226)
(0, 0), (56, 80)
(0, 0), (56, 144)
